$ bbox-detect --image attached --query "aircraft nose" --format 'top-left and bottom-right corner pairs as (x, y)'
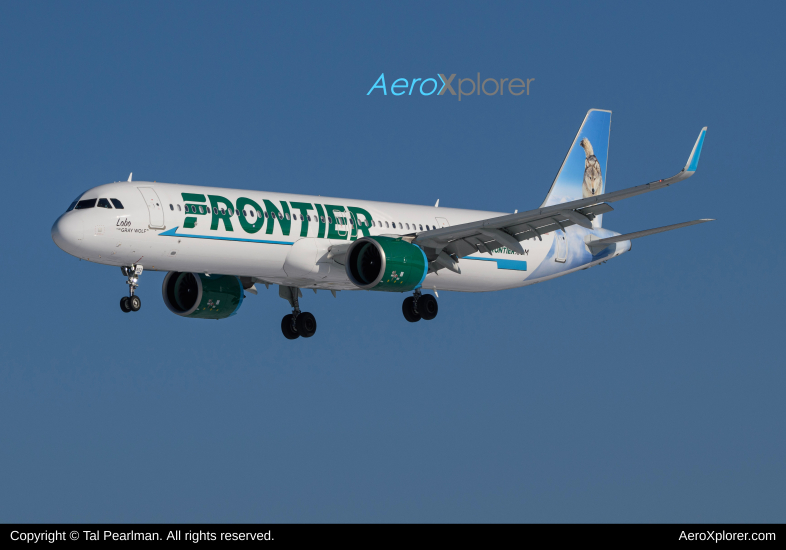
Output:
(51, 213), (84, 255)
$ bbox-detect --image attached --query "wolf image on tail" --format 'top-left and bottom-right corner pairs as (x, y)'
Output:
(580, 138), (603, 198)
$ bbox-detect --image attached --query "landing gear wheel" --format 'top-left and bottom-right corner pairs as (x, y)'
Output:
(295, 312), (317, 338)
(418, 294), (438, 320)
(120, 297), (131, 313)
(402, 297), (421, 322)
(128, 295), (142, 312)
(281, 314), (300, 339)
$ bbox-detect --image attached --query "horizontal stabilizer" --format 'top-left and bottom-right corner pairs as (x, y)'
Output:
(584, 219), (714, 254)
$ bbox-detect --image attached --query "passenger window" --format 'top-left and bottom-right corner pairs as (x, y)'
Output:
(97, 198), (112, 209)
(419, 224), (423, 230)
(285, 213), (290, 220)
(199, 205), (205, 214)
(75, 199), (97, 209)
(264, 211), (269, 218)
(169, 204), (173, 210)
(177, 204), (181, 212)
(320, 216), (325, 223)
(110, 198), (124, 209)
(405, 223), (410, 230)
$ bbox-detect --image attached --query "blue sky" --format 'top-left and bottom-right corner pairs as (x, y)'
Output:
(1, 1), (784, 522)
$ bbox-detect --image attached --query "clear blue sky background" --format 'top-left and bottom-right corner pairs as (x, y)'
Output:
(1, 1), (783, 522)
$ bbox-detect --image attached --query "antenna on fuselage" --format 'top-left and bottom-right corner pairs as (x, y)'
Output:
(127, 173), (133, 182)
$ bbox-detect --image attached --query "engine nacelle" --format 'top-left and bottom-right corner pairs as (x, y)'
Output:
(162, 272), (244, 319)
(345, 236), (428, 292)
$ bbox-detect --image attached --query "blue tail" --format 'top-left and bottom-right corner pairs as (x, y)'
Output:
(542, 109), (611, 227)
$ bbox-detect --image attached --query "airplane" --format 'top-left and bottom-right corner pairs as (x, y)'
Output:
(51, 109), (710, 339)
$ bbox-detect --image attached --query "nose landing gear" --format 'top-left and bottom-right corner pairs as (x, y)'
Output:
(120, 265), (143, 313)
(279, 286), (317, 339)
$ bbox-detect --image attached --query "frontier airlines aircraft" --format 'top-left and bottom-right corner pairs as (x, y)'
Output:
(51, 110), (710, 339)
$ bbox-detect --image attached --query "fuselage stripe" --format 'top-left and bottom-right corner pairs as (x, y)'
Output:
(159, 226), (294, 245)
(465, 256), (527, 271)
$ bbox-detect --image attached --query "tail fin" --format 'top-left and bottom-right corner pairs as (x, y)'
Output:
(542, 109), (611, 227)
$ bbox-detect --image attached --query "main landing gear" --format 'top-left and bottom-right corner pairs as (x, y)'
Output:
(402, 290), (438, 323)
(280, 286), (317, 339)
(119, 265), (143, 313)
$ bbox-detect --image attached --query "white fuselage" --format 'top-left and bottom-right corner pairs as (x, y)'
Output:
(51, 181), (630, 292)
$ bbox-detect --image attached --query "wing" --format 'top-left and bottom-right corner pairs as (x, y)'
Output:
(412, 127), (707, 269)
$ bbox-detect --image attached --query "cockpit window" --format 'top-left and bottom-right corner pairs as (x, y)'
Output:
(110, 199), (124, 209)
(97, 198), (113, 209)
(66, 191), (86, 212)
(75, 199), (97, 209)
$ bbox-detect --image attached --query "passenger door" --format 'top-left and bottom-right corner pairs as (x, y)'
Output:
(554, 230), (567, 263)
(137, 187), (165, 229)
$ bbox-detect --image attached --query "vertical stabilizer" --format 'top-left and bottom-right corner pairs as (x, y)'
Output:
(541, 109), (611, 227)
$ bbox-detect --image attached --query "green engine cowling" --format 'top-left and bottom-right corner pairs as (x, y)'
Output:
(345, 236), (428, 292)
(162, 272), (244, 319)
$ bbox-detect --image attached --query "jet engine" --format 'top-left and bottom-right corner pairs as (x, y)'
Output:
(162, 272), (244, 319)
(345, 236), (428, 292)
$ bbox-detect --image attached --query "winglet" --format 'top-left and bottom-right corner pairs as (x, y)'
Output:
(683, 127), (707, 174)
(128, 172), (133, 182)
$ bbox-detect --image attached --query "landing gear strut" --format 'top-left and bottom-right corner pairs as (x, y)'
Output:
(120, 265), (143, 313)
(402, 290), (438, 322)
(279, 286), (317, 339)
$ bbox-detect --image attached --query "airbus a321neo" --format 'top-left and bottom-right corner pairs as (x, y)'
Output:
(51, 110), (710, 339)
